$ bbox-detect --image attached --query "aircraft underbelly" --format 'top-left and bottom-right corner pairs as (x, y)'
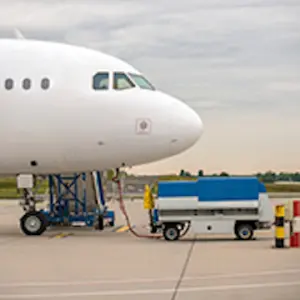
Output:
(0, 136), (170, 175)
(0, 109), (171, 174)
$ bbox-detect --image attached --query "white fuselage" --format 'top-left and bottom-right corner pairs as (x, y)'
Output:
(0, 39), (203, 175)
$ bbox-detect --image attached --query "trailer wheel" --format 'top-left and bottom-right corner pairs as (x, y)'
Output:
(163, 224), (180, 241)
(20, 211), (48, 236)
(235, 223), (254, 240)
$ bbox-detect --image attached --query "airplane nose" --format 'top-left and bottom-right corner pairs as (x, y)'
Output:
(170, 100), (204, 153)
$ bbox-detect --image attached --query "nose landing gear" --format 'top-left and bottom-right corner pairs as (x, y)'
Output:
(18, 175), (49, 236)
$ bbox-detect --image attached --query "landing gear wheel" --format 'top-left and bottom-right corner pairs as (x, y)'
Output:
(20, 211), (48, 236)
(163, 224), (180, 241)
(235, 223), (254, 240)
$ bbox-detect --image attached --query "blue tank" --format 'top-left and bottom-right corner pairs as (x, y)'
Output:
(157, 177), (266, 201)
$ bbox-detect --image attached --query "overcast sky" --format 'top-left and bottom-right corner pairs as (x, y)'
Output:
(1, 0), (300, 175)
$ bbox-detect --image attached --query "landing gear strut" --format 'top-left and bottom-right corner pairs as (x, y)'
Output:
(19, 188), (37, 212)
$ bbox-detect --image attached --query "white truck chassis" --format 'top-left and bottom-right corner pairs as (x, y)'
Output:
(152, 177), (274, 241)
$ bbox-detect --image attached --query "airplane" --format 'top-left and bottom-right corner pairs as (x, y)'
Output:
(0, 37), (204, 234)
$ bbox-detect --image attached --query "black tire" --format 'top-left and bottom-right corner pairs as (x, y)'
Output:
(20, 211), (48, 236)
(235, 223), (254, 240)
(98, 216), (104, 231)
(150, 225), (157, 234)
(163, 224), (180, 241)
(108, 221), (114, 227)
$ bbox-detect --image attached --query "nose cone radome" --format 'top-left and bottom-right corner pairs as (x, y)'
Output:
(170, 100), (204, 154)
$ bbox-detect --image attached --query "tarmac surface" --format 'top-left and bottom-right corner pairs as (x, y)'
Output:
(0, 199), (299, 299)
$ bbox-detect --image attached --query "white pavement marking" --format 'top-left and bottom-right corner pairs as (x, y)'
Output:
(0, 281), (300, 298)
(0, 268), (300, 287)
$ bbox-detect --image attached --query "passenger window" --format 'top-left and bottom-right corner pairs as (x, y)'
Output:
(113, 72), (135, 90)
(41, 78), (50, 90)
(93, 72), (109, 90)
(5, 79), (14, 90)
(22, 78), (31, 90)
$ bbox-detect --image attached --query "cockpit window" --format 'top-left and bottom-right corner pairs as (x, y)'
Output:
(128, 73), (155, 90)
(93, 72), (109, 90)
(113, 72), (135, 90)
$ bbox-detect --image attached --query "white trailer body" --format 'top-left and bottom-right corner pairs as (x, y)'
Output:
(153, 177), (274, 241)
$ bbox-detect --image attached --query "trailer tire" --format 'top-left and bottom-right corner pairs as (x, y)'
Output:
(235, 223), (254, 240)
(163, 224), (180, 241)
